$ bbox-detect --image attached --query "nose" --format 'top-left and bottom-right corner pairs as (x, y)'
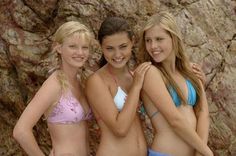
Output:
(114, 49), (122, 58)
(150, 40), (158, 49)
(76, 47), (85, 55)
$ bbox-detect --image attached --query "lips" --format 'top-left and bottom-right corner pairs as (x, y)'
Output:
(112, 58), (124, 63)
(73, 56), (85, 62)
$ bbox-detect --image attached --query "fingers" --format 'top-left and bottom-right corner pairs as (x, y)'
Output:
(134, 62), (151, 76)
(191, 63), (206, 86)
(132, 62), (151, 88)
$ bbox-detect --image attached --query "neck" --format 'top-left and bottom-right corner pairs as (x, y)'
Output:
(60, 66), (79, 85)
(106, 64), (129, 76)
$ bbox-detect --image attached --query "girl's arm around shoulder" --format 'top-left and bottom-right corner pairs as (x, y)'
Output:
(13, 72), (61, 156)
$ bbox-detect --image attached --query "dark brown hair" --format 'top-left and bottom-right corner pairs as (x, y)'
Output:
(98, 17), (134, 67)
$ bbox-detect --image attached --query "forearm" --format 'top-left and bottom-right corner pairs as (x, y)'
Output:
(196, 112), (209, 143)
(116, 84), (141, 133)
(194, 113), (210, 156)
(171, 116), (212, 156)
(15, 130), (45, 156)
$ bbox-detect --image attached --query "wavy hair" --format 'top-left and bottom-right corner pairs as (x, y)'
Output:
(45, 21), (94, 118)
(98, 17), (135, 67)
(138, 12), (202, 105)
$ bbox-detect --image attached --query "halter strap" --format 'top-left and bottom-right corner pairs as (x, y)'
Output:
(107, 65), (118, 86)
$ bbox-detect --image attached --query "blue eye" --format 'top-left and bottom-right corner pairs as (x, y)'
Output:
(156, 37), (163, 41)
(145, 39), (151, 43)
(69, 45), (76, 48)
(82, 46), (89, 50)
(106, 47), (113, 51)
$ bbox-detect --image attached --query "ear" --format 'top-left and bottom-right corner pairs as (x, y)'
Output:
(53, 42), (62, 54)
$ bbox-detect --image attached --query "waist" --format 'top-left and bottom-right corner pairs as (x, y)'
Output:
(97, 139), (147, 156)
(98, 122), (147, 155)
(151, 133), (194, 156)
(48, 122), (88, 143)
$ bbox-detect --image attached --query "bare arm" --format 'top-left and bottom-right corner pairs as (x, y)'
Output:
(142, 65), (213, 156)
(194, 81), (210, 156)
(86, 62), (150, 137)
(13, 73), (61, 156)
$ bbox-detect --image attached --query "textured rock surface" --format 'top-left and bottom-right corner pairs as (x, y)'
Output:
(0, 0), (235, 155)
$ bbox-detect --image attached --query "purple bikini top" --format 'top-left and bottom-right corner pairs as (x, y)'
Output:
(47, 90), (92, 124)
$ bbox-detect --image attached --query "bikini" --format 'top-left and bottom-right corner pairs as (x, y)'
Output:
(148, 79), (197, 156)
(47, 90), (92, 124)
(107, 67), (128, 111)
(150, 79), (197, 119)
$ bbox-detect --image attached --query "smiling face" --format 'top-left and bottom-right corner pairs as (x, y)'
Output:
(57, 32), (90, 70)
(144, 24), (174, 63)
(101, 32), (133, 68)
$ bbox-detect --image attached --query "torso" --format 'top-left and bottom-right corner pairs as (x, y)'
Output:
(144, 71), (197, 156)
(48, 122), (89, 156)
(94, 65), (147, 156)
(46, 72), (91, 156)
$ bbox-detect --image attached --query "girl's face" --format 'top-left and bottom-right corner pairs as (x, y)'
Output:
(101, 32), (133, 68)
(144, 25), (174, 63)
(57, 32), (90, 69)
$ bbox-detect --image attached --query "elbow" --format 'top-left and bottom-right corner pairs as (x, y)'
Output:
(168, 115), (185, 130)
(13, 125), (27, 142)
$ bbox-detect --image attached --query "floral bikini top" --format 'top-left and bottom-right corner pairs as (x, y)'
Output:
(47, 90), (92, 124)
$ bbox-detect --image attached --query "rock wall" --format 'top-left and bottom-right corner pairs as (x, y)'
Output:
(0, 0), (235, 155)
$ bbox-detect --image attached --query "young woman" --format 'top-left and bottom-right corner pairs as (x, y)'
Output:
(13, 21), (94, 156)
(138, 12), (213, 156)
(86, 17), (151, 156)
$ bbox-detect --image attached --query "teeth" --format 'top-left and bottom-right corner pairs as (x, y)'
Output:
(113, 58), (123, 62)
(152, 51), (161, 55)
(73, 57), (84, 61)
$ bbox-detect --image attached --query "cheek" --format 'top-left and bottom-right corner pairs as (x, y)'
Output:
(145, 43), (151, 52)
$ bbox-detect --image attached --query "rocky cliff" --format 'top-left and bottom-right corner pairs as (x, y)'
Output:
(0, 0), (235, 155)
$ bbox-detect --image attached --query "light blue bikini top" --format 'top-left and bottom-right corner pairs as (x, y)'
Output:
(150, 79), (197, 119)
(168, 79), (197, 107)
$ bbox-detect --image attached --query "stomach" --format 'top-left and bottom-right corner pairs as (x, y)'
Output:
(47, 121), (89, 156)
(96, 115), (147, 156)
(150, 105), (197, 156)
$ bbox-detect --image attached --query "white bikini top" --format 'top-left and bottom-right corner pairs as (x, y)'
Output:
(107, 66), (131, 112)
(113, 86), (127, 111)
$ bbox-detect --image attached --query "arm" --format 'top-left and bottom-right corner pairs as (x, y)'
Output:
(142, 65), (213, 156)
(194, 81), (210, 156)
(13, 73), (61, 156)
(86, 62), (150, 137)
(191, 63), (206, 87)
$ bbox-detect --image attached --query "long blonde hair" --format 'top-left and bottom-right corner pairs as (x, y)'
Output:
(45, 21), (94, 118)
(138, 12), (202, 105)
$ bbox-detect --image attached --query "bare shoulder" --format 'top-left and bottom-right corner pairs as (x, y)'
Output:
(37, 71), (61, 99)
(86, 67), (109, 87)
(145, 65), (162, 78)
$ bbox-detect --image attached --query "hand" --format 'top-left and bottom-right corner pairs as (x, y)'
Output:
(132, 62), (151, 89)
(191, 63), (206, 86)
(204, 147), (214, 156)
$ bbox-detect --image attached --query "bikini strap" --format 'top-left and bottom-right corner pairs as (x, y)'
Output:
(107, 65), (133, 87)
(107, 65), (118, 86)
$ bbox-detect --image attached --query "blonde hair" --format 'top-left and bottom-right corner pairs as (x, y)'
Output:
(45, 21), (94, 118)
(138, 11), (202, 105)
(52, 21), (94, 87)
